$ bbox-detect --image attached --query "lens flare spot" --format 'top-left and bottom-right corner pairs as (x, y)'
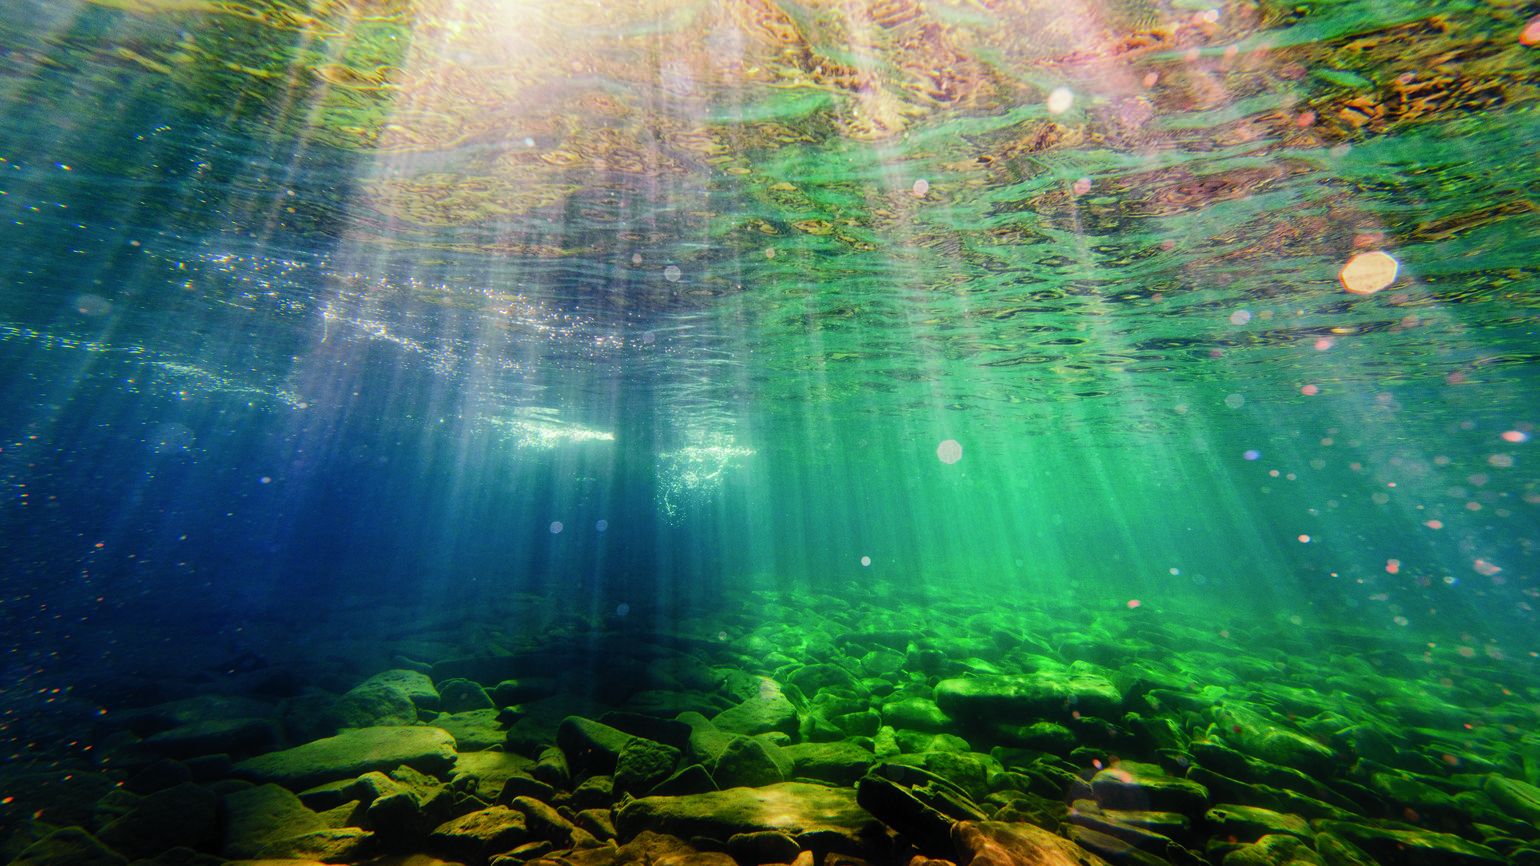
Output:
(549, 521), (564, 534)
(1340, 251), (1399, 295)
(936, 439), (963, 464)
(1229, 309), (1252, 325)
(1126, 599), (1142, 609)
(1301, 384), (1319, 396)
(1046, 87), (1074, 114)
(663, 265), (682, 282)
(1522, 15), (1540, 46)
(1072, 177), (1092, 196)
(1501, 430), (1529, 443)
(1243, 449), (1260, 461)
(1386, 559), (1401, 575)
(860, 555), (872, 567)
(912, 178), (930, 197)
(1298, 534), (1311, 543)
(1424, 519), (1443, 530)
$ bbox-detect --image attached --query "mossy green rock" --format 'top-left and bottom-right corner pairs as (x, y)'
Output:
(558, 716), (637, 773)
(254, 827), (373, 861)
(1221, 834), (1325, 865)
(1484, 774), (1540, 823)
(782, 740), (876, 785)
(141, 719), (279, 759)
(221, 783), (328, 858)
(882, 698), (953, 732)
(438, 678), (495, 714)
(710, 736), (788, 788)
(9, 828), (127, 866)
(1314, 821), (1505, 865)
(1217, 706), (1335, 775)
(1091, 762), (1208, 815)
(935, 673), (1122, 720)
(615, 782), (879, 845)
(1205, 804), (1313, 842)
(1313, 832), (1380, 866)
(711, 692), (799, 738)
(429, 806), (529, 865)
(432, 709), (504, 751)
(615, 736), (682, 795)
(233, 726), (456, 789)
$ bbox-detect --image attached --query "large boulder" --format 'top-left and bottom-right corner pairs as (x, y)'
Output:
(951, 820), (1110, 866)
(233, 726), (456, 789)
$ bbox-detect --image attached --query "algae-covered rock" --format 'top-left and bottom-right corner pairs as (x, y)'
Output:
(431, 709), (504, 751)
(1216, 706), (1335, 775)
(9, 828), (128, 866)
(221, 783), (329, 859)
(614, 736), (682, 795)
(1484, 774), (1540, 823)
(615, 782), (879, 846)
(557, 716), (637, 774)
(1090, 762), (1208, 815)
(951, 820), (1111, 866)
(1314, 820), (1505, 865)
(452, 750), (537, 802)
(233, 726), (456, 788)
(1204, 804), (1312, 843)
(782, 740), (876, 785)
(712, 691), (799, 738)
(141, 719), (280, 759)
(710, 736), (786, 788)
(1221, 833), (1325, 865)
(254, 827), (373, 861)
(438, 679), (495, 714)
(881, 698), (953, 733)
(935, 674), (1122, 721)
(429, 806), (528, 865)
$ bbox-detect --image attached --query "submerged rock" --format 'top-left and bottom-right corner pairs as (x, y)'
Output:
(935, 674), (1122, 722)
(9, 828), (128, 866)
(951, 820), (1110, 866)
(233, 726), (457, 789)
(615, 782), (880, 848)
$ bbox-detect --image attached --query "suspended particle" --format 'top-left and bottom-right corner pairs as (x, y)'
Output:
(912, 178), (930, 197)
(860, 555), (871, 567)
(1523, 15), (1540, 46)
(1072, 177), (1091, 196)
(1229, 309), (1252, 325)
(1501, 430), (1529, 443)
(1301, 384), (1319, 396)
(595, 519), (609, 532)
(936, 439), (963, 464)
(663, 265), (682, 282)
(549, 521), (564, 534)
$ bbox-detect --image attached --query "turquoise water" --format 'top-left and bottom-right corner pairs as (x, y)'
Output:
(0, 1), (1538, 863)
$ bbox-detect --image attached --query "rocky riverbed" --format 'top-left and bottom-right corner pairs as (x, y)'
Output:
(2, 589), (1538, 866)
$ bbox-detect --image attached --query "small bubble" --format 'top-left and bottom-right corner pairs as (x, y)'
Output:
(936, 439), (963, 464)
(1243, 449), (1261, 461)
(595, 519), (608, 532)
(1229, 309), (1252, 325)
(259, 476), (271, 485)
(615, 602), (630, 617)
(860, 555), (871, 567)
(1224, 393), (1245, 409)
(911, 178), (930, 197)
(549, 521), (564, 534)
(663, 265), (682, 282)
(1046, 87), (1074, 115)
(1340, 251), (1399, 295)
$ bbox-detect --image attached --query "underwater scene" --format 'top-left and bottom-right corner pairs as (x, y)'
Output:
(1, 0), (1539, 864)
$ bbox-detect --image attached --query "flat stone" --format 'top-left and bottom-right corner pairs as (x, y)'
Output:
(1220, 834), (1323, 866)
(951, 820), (1111, 866)
(882, 699), (953, 733)
(432, 709), (504, 751)
(1091, 762), (1208, 815)
(1314, 821), (1505, 866)
(234, 726), (457, 789)
(935, 674), (1121, 721)
(615, 782), (880, 847)
(558, 716), (638, 774)
(782, 741), (876, 785)
(142, 719), (280, 758)
(1203, 804), (1312, 842)
(254, 828), (374, 862)
(452, 750), (536, 802)
(1484, 774), (1540, 823)
(712, 691), (799, 738)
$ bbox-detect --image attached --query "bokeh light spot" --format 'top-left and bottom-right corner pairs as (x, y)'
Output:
(912, 178), (930, 197)
(549, 521), (564, 534)
(1126, 599), (1141, 609)
(663, 265), (682, 282)
(1046, 87), (1074, 114)
(1340, 251), (1399, 295)
(1500, 430), (1528, 443)
(595, 519), (608, 532)
(860, 555), (871, 567)
(1301, 384), (1319, 396)
(1229, 309), (1252, 325)
(936, 439), (963, 464)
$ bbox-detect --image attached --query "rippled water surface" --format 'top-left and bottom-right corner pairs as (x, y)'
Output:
(0, 0), (1536, 632)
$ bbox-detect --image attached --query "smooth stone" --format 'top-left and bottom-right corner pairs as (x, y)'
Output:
(433, 710), (505, 752)
(1313, 833), (1379, 866)
(1066, 826), (1182, 866)
(558, 717), (638, 774)
(881, 699), (953, 734)
(855, 774), (958, 856)
(712, 736), (790, 789)
(935, 674), (1122, 721)
(727, 831), (802, 864)
(1217, 706), (1336, 775)
(254, 828), (373, 862)
(615, 782), (879, 847)
(234, 727), (457, 789)
(438, 679), (496, 714)
(451, 750), (537, 802)
(951, 820), (1111, 866)
(788, 664), (862, 696)
(1066, 800), (1191, 857)
(491, 678), (558, 706)
(649, 764), (719, 796)
(366, 670), (441, 712)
